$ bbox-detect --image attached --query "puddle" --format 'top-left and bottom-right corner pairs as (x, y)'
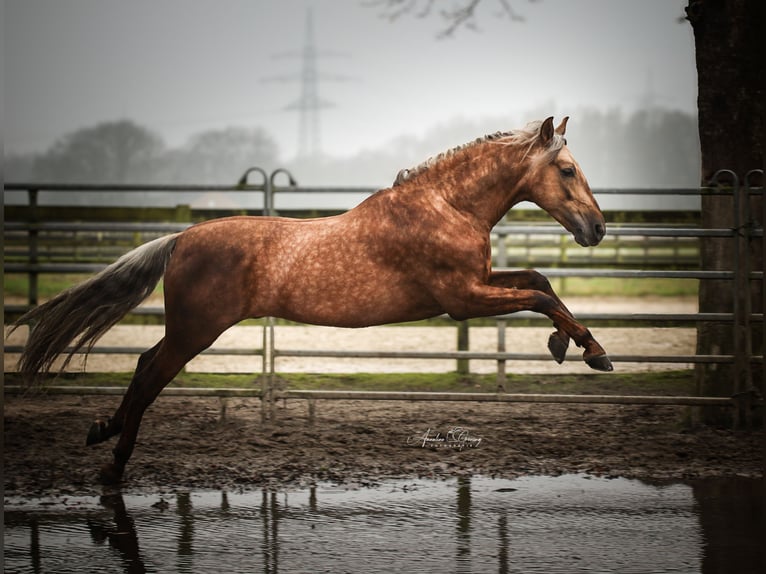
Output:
(4, 474), (764, 573)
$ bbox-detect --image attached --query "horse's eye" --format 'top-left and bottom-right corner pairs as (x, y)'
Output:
(560, 167), (576, 177)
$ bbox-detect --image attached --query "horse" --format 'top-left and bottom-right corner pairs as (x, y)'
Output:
(11, 116), (612, 484)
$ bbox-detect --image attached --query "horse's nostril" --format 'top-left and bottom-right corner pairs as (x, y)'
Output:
(595, 223), (605, 238)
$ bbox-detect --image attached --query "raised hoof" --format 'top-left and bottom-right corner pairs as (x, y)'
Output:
(86, 419), (110, 446)
(547, 332), (569, 364)
(585, 354), (614, 372)
(99, 463), (124, 485)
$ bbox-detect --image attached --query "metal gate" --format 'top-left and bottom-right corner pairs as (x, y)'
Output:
(4, 172), (764, 422)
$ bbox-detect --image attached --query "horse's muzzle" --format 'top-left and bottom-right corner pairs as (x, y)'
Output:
(574, 221), (606, 247)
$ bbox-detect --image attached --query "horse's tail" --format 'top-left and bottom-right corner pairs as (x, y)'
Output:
(11, 232), (181, 383)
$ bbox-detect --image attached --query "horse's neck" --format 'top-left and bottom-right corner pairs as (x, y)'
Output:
(417, 144), (527, 230)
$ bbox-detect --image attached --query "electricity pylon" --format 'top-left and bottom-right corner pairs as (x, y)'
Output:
(263, 8), (355, 158)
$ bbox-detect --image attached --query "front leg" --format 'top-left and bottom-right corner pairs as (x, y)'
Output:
(488, 270), (575, 364)
(445, 275), (612, 372)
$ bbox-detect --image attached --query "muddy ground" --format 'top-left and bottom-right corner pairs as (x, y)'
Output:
(4, 392), (763, 497)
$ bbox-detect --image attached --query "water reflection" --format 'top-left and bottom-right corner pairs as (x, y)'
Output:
(87, 493), (146, 573)
(693, 478), (765, 574)
(262, 490), (279, 574)
(498, 512), (509, 574)
(456, 475), (471, 572)
(177, 492), (193, 572)
(4, 475), (763, 573)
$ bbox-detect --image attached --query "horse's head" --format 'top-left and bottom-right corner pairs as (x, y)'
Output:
(522, 116), (606, 247)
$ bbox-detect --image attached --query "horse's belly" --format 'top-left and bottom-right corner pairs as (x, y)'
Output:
(285, 302), (440, 328)
(272, 270), (442, 328)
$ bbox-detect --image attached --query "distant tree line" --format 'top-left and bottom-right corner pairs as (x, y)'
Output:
(5, 107), (700, 189)
(574, 108), (701, 188)
(5, 120), (280, 185)
(291, 107), (701, 188)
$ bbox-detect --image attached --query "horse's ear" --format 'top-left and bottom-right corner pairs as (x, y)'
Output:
(555, 116), (569, 136)
(539, 116), (555, 145)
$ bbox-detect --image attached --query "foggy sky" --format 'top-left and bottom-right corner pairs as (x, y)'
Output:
(5, 0), (697, 159)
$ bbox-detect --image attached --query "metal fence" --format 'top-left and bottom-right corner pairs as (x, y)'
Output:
(4, 172), (764, 420)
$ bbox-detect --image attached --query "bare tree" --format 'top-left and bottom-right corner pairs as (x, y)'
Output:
(37, 120), (164, 183)
(170, 127), (279, 184)
(368, 0), (534, 37)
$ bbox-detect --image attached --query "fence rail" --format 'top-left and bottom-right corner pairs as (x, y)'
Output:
(3, 386), (736, 407)
(4, 177), (764, 421)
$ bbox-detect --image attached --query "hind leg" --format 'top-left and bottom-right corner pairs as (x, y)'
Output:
(95, 316), (239, 484)
(97, 337), (189, 484)
(86, 342), (162, 446)
(91, 229), (255, 482)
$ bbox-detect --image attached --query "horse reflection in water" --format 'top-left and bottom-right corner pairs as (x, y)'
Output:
(87, 493), (147, 574)
(13, 116), (612, 483)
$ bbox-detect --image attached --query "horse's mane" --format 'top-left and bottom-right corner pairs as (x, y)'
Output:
(393, 119), (565, 186)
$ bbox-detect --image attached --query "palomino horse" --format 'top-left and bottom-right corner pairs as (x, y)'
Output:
(13, 116), (611, 483)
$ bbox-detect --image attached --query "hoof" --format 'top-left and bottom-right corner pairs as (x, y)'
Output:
(547, 332), (569, 364)
(99, 463), (124, 485)
(86, 419), (110, 446)
(585, 354), (614, 372)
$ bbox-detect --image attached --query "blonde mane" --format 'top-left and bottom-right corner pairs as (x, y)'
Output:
(393, 120), (566, 186)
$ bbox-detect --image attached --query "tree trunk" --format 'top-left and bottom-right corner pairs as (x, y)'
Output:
(686, 0), (764, 424)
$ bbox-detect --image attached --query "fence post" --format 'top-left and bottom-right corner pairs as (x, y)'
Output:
(762, 179), (765, 416)
(456, 321), (469, 374)
(732, 177), (754, 428)
(761, 177), (766, 422)
(495, 231), (508, 386)
(260, 318), (277, 424)
(174, 204), (191, 222)
(28, 189), (39, 307)
(496, 319), (507, 391)
(258, 169), (297, 421)
(238, 167), (273, 421)
(495, 231), (508, 268)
